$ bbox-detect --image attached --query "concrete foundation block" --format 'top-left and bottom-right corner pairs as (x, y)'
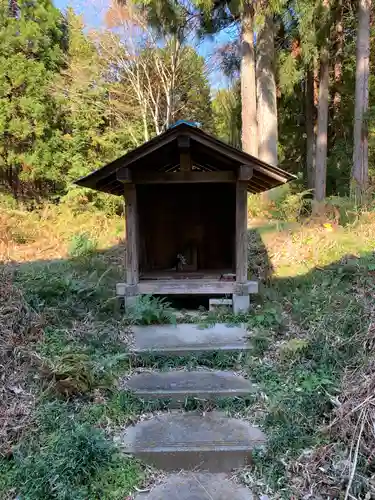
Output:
(124, 295), (137, 309)
(232, 294), (250, 314)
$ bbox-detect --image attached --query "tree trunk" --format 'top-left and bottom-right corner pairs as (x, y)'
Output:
(142, 106), (149, 141)
(352, 0), (371, 202)
(305, 67), (315, 189)
(241, 1), (257, 156)
(256, 15), (278, 166)
(314, 48), (329, 202)
(333, 0), (343, 120)
(9, 0), (18, 16)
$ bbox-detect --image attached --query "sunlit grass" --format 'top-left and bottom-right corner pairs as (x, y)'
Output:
(0, 205), (123, 263)
(257, 218), (375, 278)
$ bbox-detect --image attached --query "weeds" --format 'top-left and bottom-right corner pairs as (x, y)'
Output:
(0, 268), (42, 457)
(0, 256), (143, 496)
(125, 295), (177, 325)
(68, 232), (98, 258)
(10, 420), (142, 500)
(2, 204), (375, 499)
(238, 249), (375, 497)
(135, 351), (248, 371)
(40, 353), (96, 397)
(81, 390), (167, 428)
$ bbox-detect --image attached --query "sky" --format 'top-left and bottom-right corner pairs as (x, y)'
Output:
(52, 0), (236, 90)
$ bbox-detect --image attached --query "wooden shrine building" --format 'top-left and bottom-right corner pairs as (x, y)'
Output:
(75, 122), (293, 312)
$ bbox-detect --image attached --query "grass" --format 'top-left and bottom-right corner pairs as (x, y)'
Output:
(239, 221), (375, 498)
(1, 203), (375, 498)
(3, 401), (144, 500)
(126, 295), (177, 325)
(0, 207), (146, 498)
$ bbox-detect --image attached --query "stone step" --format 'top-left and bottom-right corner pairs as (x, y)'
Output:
(135, 472), (253, 499)
(125, 370), (256, 404)
(132, 323), (251, 356)
(120, 411), (266, 473)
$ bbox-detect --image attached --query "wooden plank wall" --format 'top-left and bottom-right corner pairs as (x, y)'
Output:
(137, 183), (236, 273)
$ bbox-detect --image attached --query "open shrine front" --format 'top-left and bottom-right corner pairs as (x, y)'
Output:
(75, 122), (294, 311)
(137, 182), (236, 280)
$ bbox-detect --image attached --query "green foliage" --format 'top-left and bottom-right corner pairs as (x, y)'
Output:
(57, 9), (133, 186)
(37, 326), (130, 397)
(250, 330), (273, 356)
(279, 338), (309, 361)
(176, 47), (213, 131)
(81, 390), (166, 427)
(14, 259), (119, 325)
(126, 295), (177, 325)
(275, 0), (375, 195)
(133, 0), (191, 37)
(0, 2), (213, 204)
(248, 185), (312, 222)
(17, 264), (97, 311)
(247, 306), (284, 329)
(0, 0), (66, 196)
(0, 458), (13, 495)
(41, 352), (95, 397)
(68, 232), (98, 258)
(3, 207), (375, 498)
(14, 424), (112, 499)
(278, 51), (303, 95)
(212, 84), (241, 148)
(0, 192), (18, 210)
(242, 252), (375, 493)
(61, 187), (124, 216)
(257, 365), (334, 454)
(11, 419), (142, 500)
(135, 351), (246, 371)
(270, 188), (312, 222)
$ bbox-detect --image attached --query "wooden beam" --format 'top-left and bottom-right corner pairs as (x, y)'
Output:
(178, 135), (191, 171)
(180, 151), (192, 171)
(133, 171), (236, 184)
(138, 279), (235, 295)
(124, 184), (139, 285)
(238, 165), (253, 181)
(117, 167), (132, 183)
(178, 135), (190, 150)
(236, 181), (248, 282)
(249, 176), (270, 190)
(132, 280), (258, 295)
(190, 133), (289, 183)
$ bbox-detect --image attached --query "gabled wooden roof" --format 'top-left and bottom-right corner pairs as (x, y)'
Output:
(75, 122), (294, 194)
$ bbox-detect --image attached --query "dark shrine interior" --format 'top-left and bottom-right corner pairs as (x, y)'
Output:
(137, 183), (236, 279)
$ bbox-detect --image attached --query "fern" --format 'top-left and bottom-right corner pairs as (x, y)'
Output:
(125, 296), (176, 325)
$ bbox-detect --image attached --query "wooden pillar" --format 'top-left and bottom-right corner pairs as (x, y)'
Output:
(124, 183), (139, 285)
(235, 181), (248, 282)
(178, 135), (191, 171)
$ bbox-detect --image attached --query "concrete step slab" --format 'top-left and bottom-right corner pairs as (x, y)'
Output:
(132, 323), (250, 356)
(120, 411), (266, 472)
(125, 370), (256, 404)
(135, 472), (253, 499)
